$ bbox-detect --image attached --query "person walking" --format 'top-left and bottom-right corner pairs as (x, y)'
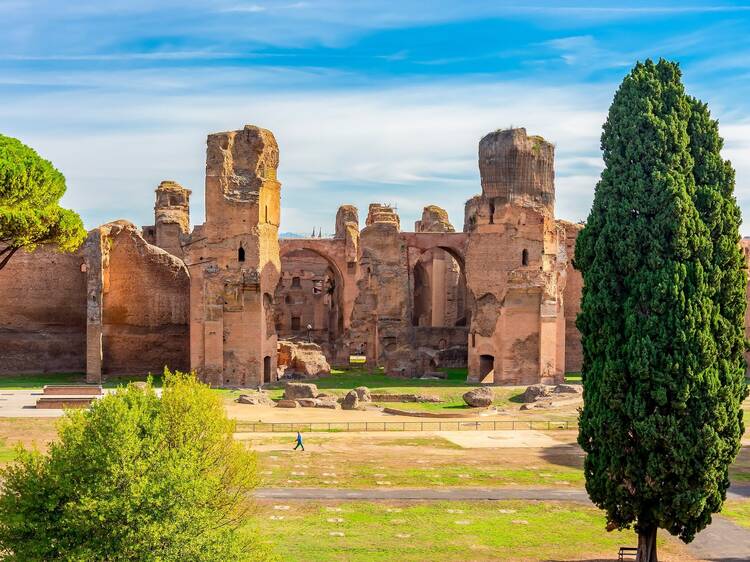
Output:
(293, 431), (304, 451)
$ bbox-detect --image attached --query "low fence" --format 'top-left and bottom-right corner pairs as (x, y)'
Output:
(234, 419), (578, 433)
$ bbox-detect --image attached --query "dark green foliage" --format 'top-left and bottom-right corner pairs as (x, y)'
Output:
(575, 59), (747, 556)
(0, 134), (86, 270)
(0, 370), (272, 561)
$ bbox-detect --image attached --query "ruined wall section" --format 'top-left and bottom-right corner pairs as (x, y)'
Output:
(559, 220), (584, 374)
(186, 125), (281, 387)
(98, 221), (189, 375)
(742, 238), (750, 374)
(465, 128), (566, 385)
(347, 205), (411, 371)
(0, 245), (86, 374)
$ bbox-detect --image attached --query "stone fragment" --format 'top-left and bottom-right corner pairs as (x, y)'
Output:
(276, 399), (298, 408)
(341, 390), (359, 410)
(462, 387), (494, 407)
(296, 398), (318, 408)
(315, 400), (339, 409)
(277, 340), (331, 378)
(283, 382), (319, 400)
(354, 386), (371, 402)
(521, 384), (551, 403)
(237, 393), (274, 406)
(553, 383), (582, 394)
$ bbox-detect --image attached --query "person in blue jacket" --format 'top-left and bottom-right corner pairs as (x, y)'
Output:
(294, 431), (304, 451)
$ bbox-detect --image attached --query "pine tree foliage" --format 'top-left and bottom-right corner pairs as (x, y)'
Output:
(575, 59), (747, 558)
(0, 134), (86, 270)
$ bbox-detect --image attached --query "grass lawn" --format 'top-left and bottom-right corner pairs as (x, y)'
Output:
(721, 500), (750, 529)
(0, 439), (17, 463)
(250, 500), (694, 561)
(249, 433), (586, 489)
(730, 446), (750, 483)
(0, 372), (163, 390)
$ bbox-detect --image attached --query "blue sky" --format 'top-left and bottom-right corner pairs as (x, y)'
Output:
(2, 1), (750, 234)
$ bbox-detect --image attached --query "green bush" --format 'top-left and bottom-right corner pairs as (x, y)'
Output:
(0, 369), (271, 561)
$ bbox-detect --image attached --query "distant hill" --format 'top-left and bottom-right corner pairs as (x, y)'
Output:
(279, 232), (305, 239)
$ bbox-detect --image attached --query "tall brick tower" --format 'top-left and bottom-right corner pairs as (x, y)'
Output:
(185, 125), (281, 387)
(464, 128), (567, 385)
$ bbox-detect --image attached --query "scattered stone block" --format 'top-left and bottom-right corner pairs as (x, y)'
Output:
(42, 385), (102, 396)
(354, 386), (371, 402)
(283, 382), (319, 400)
(276, 399), (298, 408)
(521, 384), (551, 403)
(341, 390), (359, 410)
(237, 393), (274, 406)
(36, 397), (95, 409)
(553, 383), (582, 394)
(315, 400), (339, 409)
(277, 340), (331, 378)
(463, 386), (494, 407)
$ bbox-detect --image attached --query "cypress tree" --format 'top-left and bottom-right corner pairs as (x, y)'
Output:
(575, 59), (747, 562)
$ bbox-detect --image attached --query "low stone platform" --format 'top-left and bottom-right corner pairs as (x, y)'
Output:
(42, 385), (103, 396)
(35, 396), (96, 409)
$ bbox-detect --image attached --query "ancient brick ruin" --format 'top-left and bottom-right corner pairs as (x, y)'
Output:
(5, 123), (744, 386)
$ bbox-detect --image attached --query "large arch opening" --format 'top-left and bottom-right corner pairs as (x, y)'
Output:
(275, 248), (345, 360)
(410, 246), (467, 328)
(405, 243), (470, 371)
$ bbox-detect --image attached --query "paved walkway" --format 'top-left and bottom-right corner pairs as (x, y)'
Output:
(255, 486), (750, 561)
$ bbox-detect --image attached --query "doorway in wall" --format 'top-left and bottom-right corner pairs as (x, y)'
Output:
(479, 354), (494, 384)
(263, 355), (271, 384)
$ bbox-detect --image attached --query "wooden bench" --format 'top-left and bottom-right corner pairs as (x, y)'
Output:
(43, 385), (103, 396)
(618, 546), (639, 560)
(36, 397), (96, 409)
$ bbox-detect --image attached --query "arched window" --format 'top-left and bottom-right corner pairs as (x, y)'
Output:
(521, 249), (528, 266)
(238, 246), (245, 262)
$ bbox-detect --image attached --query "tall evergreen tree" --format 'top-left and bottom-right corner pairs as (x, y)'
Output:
(575, 59), (747, 562)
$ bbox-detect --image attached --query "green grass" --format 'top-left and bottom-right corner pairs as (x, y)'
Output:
(730, 447), (750, 483)
(0, 372), (163, 390)
(0, 372), (84, 389)
(255, 449), (585, 488)
(564, 372), (582, 383)
(250, 500), (685, 561)
(721, 500), (750, 529)
(0, 439), (17, 464)
(373, 437), (464, 449)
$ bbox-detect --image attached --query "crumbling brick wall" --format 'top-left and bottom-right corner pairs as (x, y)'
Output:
(99, 221), (189, 375)
(0, 246), (86, 374)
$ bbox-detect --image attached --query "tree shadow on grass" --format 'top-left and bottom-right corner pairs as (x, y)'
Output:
(539, 444), (585, 470)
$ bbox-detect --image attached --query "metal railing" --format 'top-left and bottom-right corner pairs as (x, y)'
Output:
(234, 419), (578, 433)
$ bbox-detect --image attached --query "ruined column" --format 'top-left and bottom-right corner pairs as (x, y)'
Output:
(153, 180), (191, 258)
(185, 125), (281, 387)
(84, 230), (104, 383)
